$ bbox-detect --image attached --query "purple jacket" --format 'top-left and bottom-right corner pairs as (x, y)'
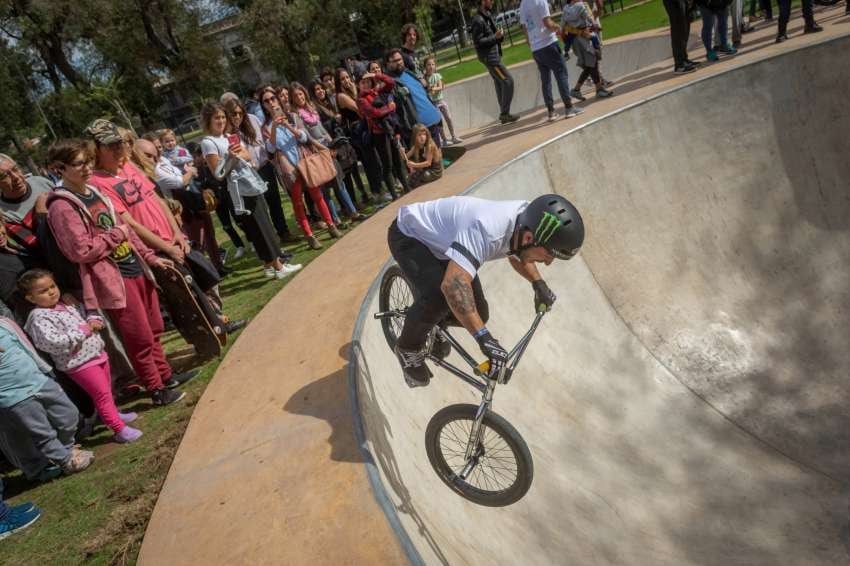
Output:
(46, 187), (157, 311)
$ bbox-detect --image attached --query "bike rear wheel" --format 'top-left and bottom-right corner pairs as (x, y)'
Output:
(425, 404), (533, 507)
(378, 265), (415, 349)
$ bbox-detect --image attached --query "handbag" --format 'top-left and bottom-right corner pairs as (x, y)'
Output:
(202, 189), (218, 213)
(296, 140), (337, 187)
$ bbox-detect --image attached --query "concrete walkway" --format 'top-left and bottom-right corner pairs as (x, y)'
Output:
(139, 8), (850, 565)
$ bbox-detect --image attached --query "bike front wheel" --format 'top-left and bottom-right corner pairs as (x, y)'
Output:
(425, 404), (533, 507)
(378, 265), (414, 350)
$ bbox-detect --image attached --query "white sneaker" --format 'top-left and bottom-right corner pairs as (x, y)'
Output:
(452, 137), (464, 144)
(382, 192), (393, 203)
(444, 139), (454, 146)
(275, 263), (303, 279)
(233, 247), (246, 260)
(263, 266), (275, 278)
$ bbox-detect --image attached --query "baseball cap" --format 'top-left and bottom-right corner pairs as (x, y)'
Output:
(85, 119), (123, 145)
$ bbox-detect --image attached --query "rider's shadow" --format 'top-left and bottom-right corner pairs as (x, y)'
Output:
(282, 354), (364, 464)
(351, 340), (450, 566)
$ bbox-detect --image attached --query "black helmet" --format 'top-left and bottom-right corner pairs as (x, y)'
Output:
(516, 194), (584, 259)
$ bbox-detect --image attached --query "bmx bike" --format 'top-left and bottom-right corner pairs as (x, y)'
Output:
(373, 265), (546, 507)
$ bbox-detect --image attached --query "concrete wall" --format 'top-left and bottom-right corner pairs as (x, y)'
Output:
(443, 30), (701, 132)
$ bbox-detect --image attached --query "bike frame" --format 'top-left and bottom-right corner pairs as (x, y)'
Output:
(376, 309), (547, 480)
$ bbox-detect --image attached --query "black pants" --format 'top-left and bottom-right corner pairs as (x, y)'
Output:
(483, 60), (515, 116)
(577, 66), (601, 87)
(235, 195), (280, 263)
(388, 220), (489, 351)
(749, 0), (772, 18)
(215, 189), (246, 249)
(373, 132), (409, 198)
(662, 0), (692, 67)
(257, 162), (293, 238)
(778, 0), (814, 34)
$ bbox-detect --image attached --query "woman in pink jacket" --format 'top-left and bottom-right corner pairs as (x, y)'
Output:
(45, 139), (184, 407)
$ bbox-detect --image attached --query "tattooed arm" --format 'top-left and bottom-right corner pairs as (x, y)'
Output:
(440, 261), (486, 335)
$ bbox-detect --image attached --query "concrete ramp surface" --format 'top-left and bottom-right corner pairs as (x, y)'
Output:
(355, 36), (850, 565)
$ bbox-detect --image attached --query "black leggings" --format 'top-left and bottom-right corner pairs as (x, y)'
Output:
(388, 220), (489, 351)
(215, 189), (246, 249)
(257, 162), (292, 238)
(577, 66), (601, 87)
(373, 133), (409, 198)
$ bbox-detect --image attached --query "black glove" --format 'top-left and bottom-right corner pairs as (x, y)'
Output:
(475, 330), (509, 376)
(532, 279), (556, 312)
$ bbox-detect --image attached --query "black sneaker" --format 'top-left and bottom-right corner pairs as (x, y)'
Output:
(804, 23), (823, 34)
(394, 345), (432, 388)
(685, 59), (701, 67)
(151, 388), (186, 406)
(674, 63), (697, 74)
(430, 333), (452, 360)
(164, 369), (198, 389)
(499, 113), (520, 124)
(224, 319), (248, 334)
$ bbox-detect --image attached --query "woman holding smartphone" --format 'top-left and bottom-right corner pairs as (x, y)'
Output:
(200, 102), (301, 279)
(259, 91), (339, 251)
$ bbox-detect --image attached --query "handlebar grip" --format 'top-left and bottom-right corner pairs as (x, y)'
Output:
(536, 303), (550, 314)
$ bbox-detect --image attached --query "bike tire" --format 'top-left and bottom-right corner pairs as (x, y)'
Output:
(425, 403), (534, 507)
(378, 265), (414, 350)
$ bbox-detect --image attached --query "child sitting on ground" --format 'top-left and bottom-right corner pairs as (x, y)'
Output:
(0, 311), (93, 474)
(20, 269), (142, 444)
(561, 0), (613, 99)
(424, 57), (463, 146)
(159, 128), (193, 173)
(404, 124), (443, 189)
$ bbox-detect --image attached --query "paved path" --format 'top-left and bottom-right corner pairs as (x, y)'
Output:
(139, 8), (850, 565)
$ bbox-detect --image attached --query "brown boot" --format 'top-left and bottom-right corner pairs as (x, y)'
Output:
(328, 225), (343, 239)
(307, 235), (322, 250)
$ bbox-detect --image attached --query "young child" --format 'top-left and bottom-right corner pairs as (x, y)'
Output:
(159, 128), (193, 173)
(20, 269), (142, 444)
(561, 0), (613, 100)
(424, 57), (462, 146)
(0, 312), (93, 475)
(404, 124), (443, 189)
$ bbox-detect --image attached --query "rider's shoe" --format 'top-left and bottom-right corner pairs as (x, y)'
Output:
(394, 345), (432, 388)
(430, 333), (451, 360)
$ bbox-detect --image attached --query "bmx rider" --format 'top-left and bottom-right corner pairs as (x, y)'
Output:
(388, 194), (585, 387)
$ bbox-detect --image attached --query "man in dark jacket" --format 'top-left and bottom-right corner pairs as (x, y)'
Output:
(470, 0), (519, 124)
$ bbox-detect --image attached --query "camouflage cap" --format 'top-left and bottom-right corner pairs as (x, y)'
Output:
(85, 118), (122, 145)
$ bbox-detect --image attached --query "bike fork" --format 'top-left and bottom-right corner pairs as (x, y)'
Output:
(459, 379), (498, 479)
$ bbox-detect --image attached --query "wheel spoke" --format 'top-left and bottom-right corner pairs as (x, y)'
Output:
(437, 416), (522, 494)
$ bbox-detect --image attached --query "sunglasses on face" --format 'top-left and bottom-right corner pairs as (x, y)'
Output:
(549, 248), (578, 260)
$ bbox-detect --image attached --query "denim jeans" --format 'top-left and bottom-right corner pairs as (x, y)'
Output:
(701, 7), (729, 51)
(532, 41), (573, 112)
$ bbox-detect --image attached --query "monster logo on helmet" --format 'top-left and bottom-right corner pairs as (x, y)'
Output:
(517, 194), (585, 259)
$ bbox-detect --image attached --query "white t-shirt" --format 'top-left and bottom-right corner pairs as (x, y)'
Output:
(397, 196), (528, 278)
(520, 0), (558, 52)
(200, 135), (229, 160)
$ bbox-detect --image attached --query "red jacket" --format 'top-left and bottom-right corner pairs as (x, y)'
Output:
(46, 187), (157, 311)
(357, 73), (397, 134)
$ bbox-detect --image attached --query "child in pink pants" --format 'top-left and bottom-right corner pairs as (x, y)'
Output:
(20, 269), (143, 444)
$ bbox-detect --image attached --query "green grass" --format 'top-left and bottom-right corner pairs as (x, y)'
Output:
(0, 194), (366, 565)
(439, 0), (669, 84)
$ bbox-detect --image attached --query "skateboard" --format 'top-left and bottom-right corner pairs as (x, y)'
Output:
(154, 263), (224, 360)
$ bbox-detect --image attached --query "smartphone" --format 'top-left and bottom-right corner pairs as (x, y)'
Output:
(227, 133), (240, 147)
